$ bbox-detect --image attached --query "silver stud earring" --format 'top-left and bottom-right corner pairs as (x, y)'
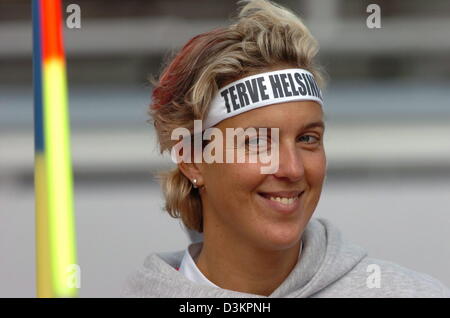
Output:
(192, 178), (198, 188)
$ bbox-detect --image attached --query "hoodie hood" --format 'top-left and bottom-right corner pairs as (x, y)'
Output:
(270, 218), (367, 297)
(123, 218), (368, 297)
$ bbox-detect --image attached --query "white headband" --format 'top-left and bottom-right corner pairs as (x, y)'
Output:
(203, 68), (323, 129)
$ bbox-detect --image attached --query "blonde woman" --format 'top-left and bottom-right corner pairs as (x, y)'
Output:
(123, 0), (449, 297)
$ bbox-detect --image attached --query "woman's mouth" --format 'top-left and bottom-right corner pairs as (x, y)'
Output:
(257, 191), (304, 214)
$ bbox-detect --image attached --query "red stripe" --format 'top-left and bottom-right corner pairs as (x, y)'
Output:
(41, 0), (64, 60)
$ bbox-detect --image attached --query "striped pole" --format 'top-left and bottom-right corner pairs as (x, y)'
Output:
(32, 0), (78, 298)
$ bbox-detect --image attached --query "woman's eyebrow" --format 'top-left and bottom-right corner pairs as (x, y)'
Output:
(302, 121), (325, 130)
(243, 121), (325, 131)
(242, 126), (272, 130)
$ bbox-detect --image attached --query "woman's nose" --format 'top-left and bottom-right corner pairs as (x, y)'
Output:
(273, 144), (304, 182)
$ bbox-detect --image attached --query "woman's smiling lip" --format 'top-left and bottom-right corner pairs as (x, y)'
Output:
(258, 190), (303, 198)
(257, 190), (304, 214)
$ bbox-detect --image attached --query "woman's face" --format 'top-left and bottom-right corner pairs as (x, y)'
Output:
(198, 100), (327, 251)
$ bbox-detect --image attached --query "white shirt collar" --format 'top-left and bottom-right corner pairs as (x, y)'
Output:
(178, 240), (303, 288)
(178, 242), (219, 288)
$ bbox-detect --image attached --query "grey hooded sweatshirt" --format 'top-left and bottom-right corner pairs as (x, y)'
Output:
(122, 218), (450, 297)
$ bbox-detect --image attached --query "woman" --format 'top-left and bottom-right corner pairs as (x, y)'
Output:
(123, 0), (449, 297)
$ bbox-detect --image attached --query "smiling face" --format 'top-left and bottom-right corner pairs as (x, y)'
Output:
(197, 100), (327, 252)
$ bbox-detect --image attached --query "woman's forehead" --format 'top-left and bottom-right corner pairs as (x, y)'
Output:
(216, 100), (325, 130)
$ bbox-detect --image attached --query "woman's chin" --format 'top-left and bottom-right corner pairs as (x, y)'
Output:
(256, 225), (303, 251)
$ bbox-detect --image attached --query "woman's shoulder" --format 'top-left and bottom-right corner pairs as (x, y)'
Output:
(121, 249), (186, 297)
(326, 256), (450, 298)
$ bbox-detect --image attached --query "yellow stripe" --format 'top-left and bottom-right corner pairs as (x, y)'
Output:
(43, 58), (78, 297)
(35, 154), (53, 298)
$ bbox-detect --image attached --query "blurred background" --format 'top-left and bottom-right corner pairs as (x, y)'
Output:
(1, 0), (449, 297)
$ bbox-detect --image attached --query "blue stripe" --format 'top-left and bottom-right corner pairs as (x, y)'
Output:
(32, 0), (44, 152)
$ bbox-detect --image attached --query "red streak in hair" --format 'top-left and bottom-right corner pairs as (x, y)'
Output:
(152, 28), (226, 110)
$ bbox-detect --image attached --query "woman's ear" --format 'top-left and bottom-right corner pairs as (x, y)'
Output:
(173, 131), (205, 188)
(178, 161), (204, 188)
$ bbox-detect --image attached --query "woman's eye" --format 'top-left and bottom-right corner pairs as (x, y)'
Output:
(298, 135), (320, 144)
(246, 137), (269, 150)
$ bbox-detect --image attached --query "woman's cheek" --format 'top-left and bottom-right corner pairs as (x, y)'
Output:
(305, 150), (326, 179)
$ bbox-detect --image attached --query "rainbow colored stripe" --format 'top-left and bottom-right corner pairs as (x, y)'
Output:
(32, 0), (78, 298)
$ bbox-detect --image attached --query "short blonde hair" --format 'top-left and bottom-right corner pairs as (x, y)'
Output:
(149, 0), (325, 232)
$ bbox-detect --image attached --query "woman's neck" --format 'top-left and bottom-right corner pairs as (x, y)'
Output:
(195, 228), (301, 296)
